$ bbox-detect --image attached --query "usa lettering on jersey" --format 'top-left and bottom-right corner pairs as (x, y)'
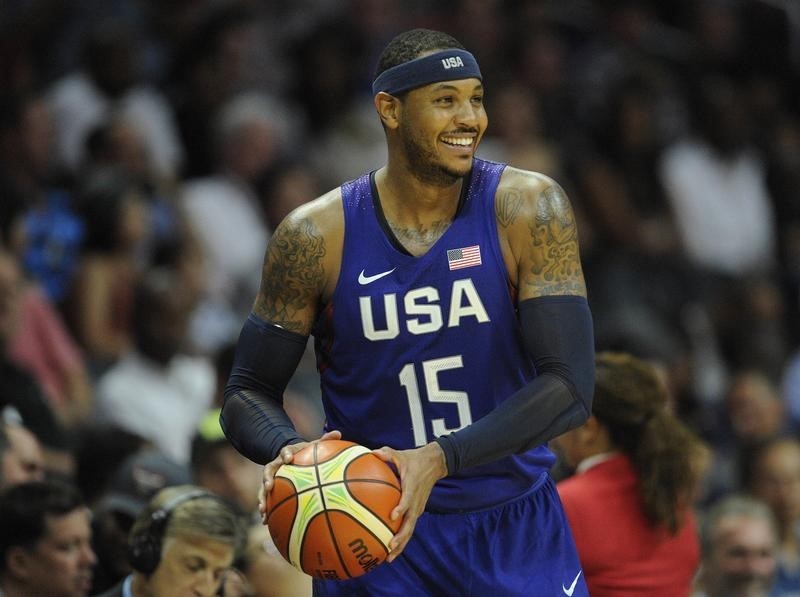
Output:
(359, 278), (490, 341)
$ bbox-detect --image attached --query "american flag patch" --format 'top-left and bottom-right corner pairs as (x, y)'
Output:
(447, 245), (482, 270)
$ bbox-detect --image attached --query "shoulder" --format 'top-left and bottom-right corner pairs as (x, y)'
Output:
(278, 187), (343, 236)
(267, 187), (344, 266)
(494, 167), (573, 228)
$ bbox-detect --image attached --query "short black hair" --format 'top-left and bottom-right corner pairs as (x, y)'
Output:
(374, 28), (466, 79)
(0, 481), (85, 569)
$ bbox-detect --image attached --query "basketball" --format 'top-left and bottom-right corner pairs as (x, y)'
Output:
(266, 440), (403, 580)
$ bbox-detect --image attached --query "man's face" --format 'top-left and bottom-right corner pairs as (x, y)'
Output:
(705, 514), (777, 597)
(16, 508), (96, 597)
(396, 77), (487, 186)
(147, 534), (235, 597)
(2, 425), (46, 487)
(752, 441), (800, 528)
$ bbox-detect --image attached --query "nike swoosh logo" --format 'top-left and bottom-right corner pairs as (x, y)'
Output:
(358, 268), (396, 285)
(563, 570), (582, 596)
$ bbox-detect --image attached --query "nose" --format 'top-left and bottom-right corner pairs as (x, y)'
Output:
(454, 98), (479, 127)
(82, 542), (98, 566)
(193, 570), (220, 597)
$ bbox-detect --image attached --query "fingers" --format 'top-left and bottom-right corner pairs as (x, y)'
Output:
(387, 513), (418, 562)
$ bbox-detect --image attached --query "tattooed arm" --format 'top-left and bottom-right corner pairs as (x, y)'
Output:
(220, 192), (344, 465)
(434, 170), (594, 474)
(494, 169), (587, 300)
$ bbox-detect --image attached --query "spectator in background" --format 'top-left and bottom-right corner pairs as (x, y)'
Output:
(702, 368), (789, 506)
(744, 436), (800, 594)
(95, 267), (214, 464)
(692, 494), (780, 597)
(82, 115), (185, 263)
(66, 169), (149, 375)
(90, 449), (191, 595)
(46, 18), (184, 181)
(0, 245), (73, 477)
(168, 2), (258, 179)
(180, 92), (290, 354)
(0, 480), (97, 597)
(659, 74), (787, 375)
(0, 247), (92, 427)
(553, 352), (704, 596)
(0, 91), (84, 305)
(0, 410), (45, 491)
(94, 485), (248, 597)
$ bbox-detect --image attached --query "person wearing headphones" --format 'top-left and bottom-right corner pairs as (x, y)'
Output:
(93, 485), (248, 597)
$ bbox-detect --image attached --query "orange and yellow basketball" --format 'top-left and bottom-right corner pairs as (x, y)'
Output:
(266, 440), (402, 580)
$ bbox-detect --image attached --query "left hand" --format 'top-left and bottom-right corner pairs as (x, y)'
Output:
(372, 441), (448, 562)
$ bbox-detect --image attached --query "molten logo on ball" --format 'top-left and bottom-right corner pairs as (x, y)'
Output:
(266, 440), (402, 580)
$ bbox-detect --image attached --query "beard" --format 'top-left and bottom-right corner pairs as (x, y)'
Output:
(399, 123), (473, 187)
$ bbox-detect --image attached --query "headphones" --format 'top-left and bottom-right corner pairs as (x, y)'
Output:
(128, 488), (214, 575)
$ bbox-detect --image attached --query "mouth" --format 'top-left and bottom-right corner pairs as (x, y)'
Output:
(440, 133), (477, 151)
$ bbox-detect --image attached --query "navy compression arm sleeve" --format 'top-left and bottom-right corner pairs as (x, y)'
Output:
(220, 314), (307, 464)
(435, 295), (595, 474)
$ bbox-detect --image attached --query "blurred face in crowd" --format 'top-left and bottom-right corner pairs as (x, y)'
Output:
(195, 444), (262, 512)
(19, 97), (54, 179)
(8, 508), (96, 597)
(703, 514), (777, 597)
(725, 372), (783, 442)
(750, 440), (800, 531)
(0, 424), (45, 489)
(143, 533), (235, 597)
(0, 251), (21, 343)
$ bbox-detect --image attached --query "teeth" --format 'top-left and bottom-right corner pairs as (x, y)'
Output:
(442, 137), (473, 146)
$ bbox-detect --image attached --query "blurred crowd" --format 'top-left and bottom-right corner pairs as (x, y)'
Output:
(1, 0), (800, 595)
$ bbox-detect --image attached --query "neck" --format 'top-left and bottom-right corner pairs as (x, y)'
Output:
(376, 165), (463, 220)
(374, 166), (465, 257)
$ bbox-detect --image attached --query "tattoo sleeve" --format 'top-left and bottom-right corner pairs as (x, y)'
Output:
(252, 215), (326, 333)
(525, 183), (586, 297)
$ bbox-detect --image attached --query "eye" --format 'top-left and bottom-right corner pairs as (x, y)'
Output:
(435, 96), (454, 105)
(471, 95), (484, 105)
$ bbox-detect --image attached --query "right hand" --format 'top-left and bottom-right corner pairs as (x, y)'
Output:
(258, 429), (342, 524)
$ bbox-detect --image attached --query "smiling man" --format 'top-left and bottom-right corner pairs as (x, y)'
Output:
(221, 28), (594, 595)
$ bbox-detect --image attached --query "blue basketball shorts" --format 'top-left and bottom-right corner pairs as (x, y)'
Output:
(312, 473), (588, 597)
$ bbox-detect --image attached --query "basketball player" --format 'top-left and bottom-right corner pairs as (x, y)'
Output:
(221, 28), (594, 595)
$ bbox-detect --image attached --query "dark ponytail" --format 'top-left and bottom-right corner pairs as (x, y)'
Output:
(594, 352), (704, 534)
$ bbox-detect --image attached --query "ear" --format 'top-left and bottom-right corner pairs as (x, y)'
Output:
(6, 546), (32, 578)
(374, 92), (400, 130)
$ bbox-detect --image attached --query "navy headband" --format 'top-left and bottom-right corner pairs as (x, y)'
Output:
(372, 49), (482, 96)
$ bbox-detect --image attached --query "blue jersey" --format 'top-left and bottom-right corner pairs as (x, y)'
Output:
(313, 158), (555, 512)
